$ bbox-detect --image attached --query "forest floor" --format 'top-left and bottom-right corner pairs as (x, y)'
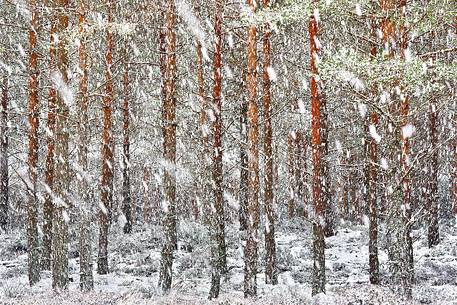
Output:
(1, 217), (457, 305)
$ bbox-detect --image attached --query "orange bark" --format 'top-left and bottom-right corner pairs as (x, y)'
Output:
(98, 0), (114, 275)
(244, 0), (259, 297)
(27, 0), (40, 285)
(310, 10), (325, 295)
(263, 0), (277, 285)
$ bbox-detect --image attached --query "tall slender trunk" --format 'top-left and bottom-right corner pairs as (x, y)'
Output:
(310, 8), (325, 295)
(368, 16), (379, 285)
(42, 7), (57, 271)
(244, 0), (259, 297)
(209, 0), (227, 299)
(122, 39), (132, 234)
(321, 91), (333, 237)
(142, 165), (152, 223)
(368, 113), (379, 284)
(301, 134), (309, 218)
(428, 100), (439, 247)
(78, 0), (93, 291)
(195, 0), (210, 225)
(295, 131), (303, 211)
(263, 0), (277, 284)
(52, 0), (70, 290)
(0, 74), (8, 233)
(239, 88), (249, 230)
(27, 0), (41, 286)
(287, 131), (295, 218)
(98, 0), (115, 275)
(399, 0), (413, 298)
(159, 0), (178, 293)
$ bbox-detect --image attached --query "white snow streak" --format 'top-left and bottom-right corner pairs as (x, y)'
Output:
(355, 3), (362, 16)
(369, 124), (381, 143)
(357, 103), (367, 118)
(402, 124), (416, 139)
(50, 70), (74, 107)
(176, 0), (209, 61)
(267, 66), (277, 82)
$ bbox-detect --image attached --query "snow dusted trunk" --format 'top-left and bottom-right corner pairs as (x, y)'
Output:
(368, 113), (379, 285)
(321, 88), (334, 237)
(195, 0), (210, 225)
(52, 0), (70, 290)
(159, 0), (178, 293)
(399, 0), (413, 297)
(209, 0), (228, 299)
(122, 39), (132, 234)
(0, 74), (8, 233)
(239, 76), (249, 231)
(142, 165), (152, 223)
(98, 0), (115, 275)
(27, 0), (41, 286)
(368, 15), (379, 285)
(454, 115), (457, 216)
(299, 133), (309, 218)
(428, 100), (439, 247)
(310, 9), (326, 296)
(42, 8), (57, 272)
(287, 131), (295, 218)
(78, 0), (94, 291)
(244, 0), (260, 297)
(262, 0), (277, 285)
(295, 131), (303, 213)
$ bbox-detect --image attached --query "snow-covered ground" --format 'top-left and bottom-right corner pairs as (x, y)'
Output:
(1, 218), (456, 304)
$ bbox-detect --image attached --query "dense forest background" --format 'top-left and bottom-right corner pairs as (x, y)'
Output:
(0, 0), (456, 304)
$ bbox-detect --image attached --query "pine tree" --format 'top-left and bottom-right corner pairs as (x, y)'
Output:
(427, 99), (439, 247)
(0, 73), (8, 233)
(26, 0), (41, 286)
(244, 0), (259, 297)
(159, 0), (178, 293)
(310, 7), (325, 295)
(368, 113), (379, 284)
(122, 38), (132, 234)
(78, 0), (93, 291)
(209, 0), (228, 300)
(52, 0), (70, 290)
(287, 131), (295, 218)
(98, 0), (115, 275)
(399, 0), (413, 297)
(368, 14), (379, 286)
(262, 0), (277, 286)
(42, 3), (57, 271)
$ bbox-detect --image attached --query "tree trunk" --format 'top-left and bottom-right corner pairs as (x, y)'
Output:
(295, 131), (303, 212)
(263, 0), (277, 285)
(98, 0), (115, 275)
(78, 0), (93, 291)
(321, 92), (334, 237)
(428, 100), (439, 247)
(209, 0), (227, 299)
(27, 0), (41, 286)
(0, 74), (8, 233)
(399, 0), (413, 297)
(195, 0), (210, 225)
(368, 16), (379, 285)
(122, 39), (132, 234)
(42, 8), (57, 271)
(368, 113), (379, 284)
(244, 0), (259, 297)
(159, 0), (178, 293)
(52, 0), (70, 290)
(310, 10), (326, 295)
(239, 87), (249, 230)
(287, 131), (295, 218)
